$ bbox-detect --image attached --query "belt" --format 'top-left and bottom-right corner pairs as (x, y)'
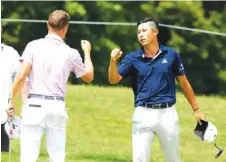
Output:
(142, 102), (174, 109)
(28, 94), (64, 101)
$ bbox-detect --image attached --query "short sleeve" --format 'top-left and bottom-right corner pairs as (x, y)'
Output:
(21, 42), (33, 65)
(70, 49), (87, 78)
(118, 55), (133, 78)
(173, 51), (185, 76)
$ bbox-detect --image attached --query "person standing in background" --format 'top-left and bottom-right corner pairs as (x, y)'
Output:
(1, 25), (28, 152)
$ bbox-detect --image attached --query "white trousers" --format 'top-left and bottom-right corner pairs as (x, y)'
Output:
(20, 98), (68, 162)
(132, 105), (181, 162)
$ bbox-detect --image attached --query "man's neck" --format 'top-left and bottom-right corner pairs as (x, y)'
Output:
(48, 31), (64, 39)
(143, 41), (159, 58)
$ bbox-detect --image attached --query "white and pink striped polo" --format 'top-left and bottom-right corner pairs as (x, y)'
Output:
(21, 34), (87, 97)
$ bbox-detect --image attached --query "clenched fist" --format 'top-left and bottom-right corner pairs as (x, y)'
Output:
(111, 48), (123, 60)
(81, 40), (91, 54)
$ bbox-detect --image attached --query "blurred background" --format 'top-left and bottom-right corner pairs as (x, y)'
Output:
(1, 1), (226, 95)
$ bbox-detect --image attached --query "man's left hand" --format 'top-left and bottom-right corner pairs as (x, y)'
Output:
(194, 109), (204, 124)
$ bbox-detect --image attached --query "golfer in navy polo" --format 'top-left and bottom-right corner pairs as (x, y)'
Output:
(108, 17), (204, 162)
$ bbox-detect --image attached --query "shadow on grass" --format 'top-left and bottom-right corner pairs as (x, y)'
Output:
(69, 153), (132, 162)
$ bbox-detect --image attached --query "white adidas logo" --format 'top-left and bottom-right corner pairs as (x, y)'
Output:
(161, 58), (168, 63)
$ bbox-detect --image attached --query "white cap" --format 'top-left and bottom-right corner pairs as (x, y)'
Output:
(204, 121), (218, 143)
(194, 120), (218, 143)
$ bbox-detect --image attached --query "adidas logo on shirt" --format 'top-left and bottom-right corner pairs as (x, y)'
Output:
(161, 58), (168, 64)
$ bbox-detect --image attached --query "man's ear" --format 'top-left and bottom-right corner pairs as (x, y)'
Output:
(153, 28), (159, 35)
(47, 22), (50, 30)
(62, 24), (68, 33)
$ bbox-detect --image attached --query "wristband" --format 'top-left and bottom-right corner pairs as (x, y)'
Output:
(193, 108), (199, 112)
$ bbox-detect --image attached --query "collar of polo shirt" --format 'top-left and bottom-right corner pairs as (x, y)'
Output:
(140, 44), (167, 59)
(45, 34), (65, 44)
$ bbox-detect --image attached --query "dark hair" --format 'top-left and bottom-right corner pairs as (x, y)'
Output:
(137, 17), (159, 29)
(48, 10), (70, 30)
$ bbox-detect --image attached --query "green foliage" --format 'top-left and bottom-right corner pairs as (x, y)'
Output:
(1, 1), (226, 94)
(65, 2), (87, 17)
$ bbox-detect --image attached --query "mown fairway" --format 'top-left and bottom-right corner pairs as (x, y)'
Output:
(1, 85), (226, 162)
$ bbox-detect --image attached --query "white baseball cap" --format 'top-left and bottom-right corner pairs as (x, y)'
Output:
(194, 120), (224, 159)
(194, 120), (217, 143)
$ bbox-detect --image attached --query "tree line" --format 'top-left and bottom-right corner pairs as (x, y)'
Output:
(1, 1), (226, 95)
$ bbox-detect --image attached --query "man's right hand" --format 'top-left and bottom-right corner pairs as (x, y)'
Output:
(7, 103), (15, 119)
(111, 48), (122, 61)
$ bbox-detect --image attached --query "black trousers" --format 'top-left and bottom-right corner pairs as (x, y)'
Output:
(1, 123), (9, 152)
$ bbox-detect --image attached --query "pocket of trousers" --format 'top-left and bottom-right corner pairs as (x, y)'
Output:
(170, 106), (180, 134)
(28, 104), (41, 108)
(132, 107), (144, 123)
(63, 108), (68, 120)
(172, 106), (179, 123)
(21, 100), (45, 125)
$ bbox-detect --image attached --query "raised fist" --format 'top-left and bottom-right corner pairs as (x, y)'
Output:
(111, 48), (122, 60)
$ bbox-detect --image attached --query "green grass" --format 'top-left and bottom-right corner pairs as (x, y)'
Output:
(1, 85), (226, 162)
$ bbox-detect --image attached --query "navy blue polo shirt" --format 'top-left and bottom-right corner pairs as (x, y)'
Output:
(118, 44), (185, 107)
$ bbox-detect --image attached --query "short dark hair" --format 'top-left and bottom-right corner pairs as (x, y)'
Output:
(48, 10), (70, 30)
(137, 17), (159, 29)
